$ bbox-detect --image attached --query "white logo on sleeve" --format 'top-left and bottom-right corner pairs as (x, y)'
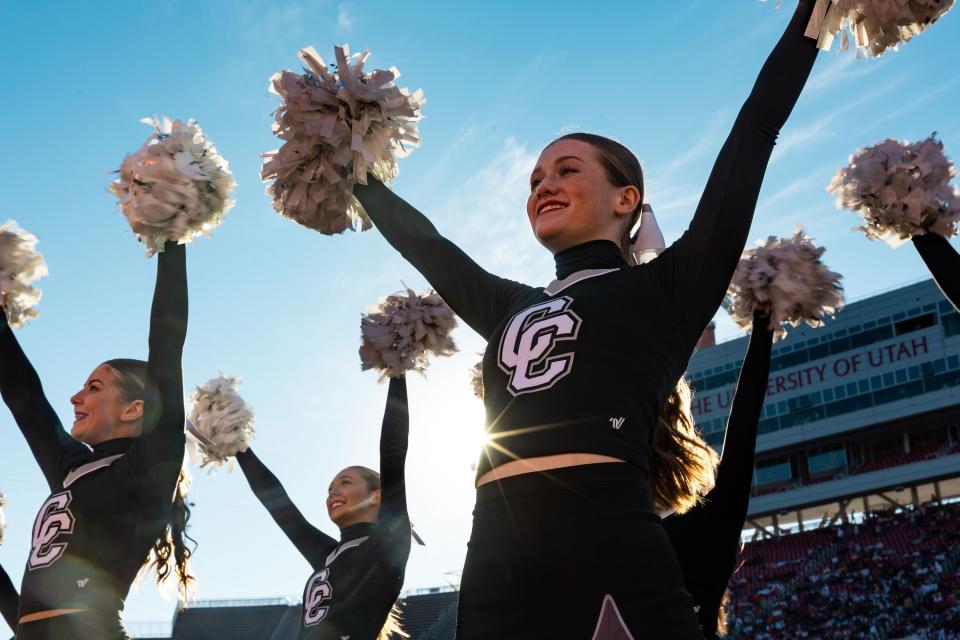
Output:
(609, 417), (625, 430)
(29, 491), (75, 570)
(303, 568), (333, 626)
(498, 297), (582, 396)
(76, 578), (89, 588)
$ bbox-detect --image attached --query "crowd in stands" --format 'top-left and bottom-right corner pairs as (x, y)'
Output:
(727, 501), (960, 639)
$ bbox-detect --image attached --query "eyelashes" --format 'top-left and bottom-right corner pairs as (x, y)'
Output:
(529, 164), (577, 191)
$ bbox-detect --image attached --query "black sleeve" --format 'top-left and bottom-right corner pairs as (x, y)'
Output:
(0, 309), (86, 489)
(912, 234), (960, 312)
(236, 449), (338, 566)
(353, 179), (535, 339)
(662, 310), (773, 635)
(651, 0), (819, 350)
(0, 564), (18, 634)
(376, 376), (411, 564)
(126, 243), (189, 496)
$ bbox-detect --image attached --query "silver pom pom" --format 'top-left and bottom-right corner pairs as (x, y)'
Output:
(111, 117), (237, 257)
(828, 134), (960, 247)
(360, 288), (457, 380)
(727, 230), (844, 340)
(803, 0), (955, 57)
(470, 358), (484, 400)
(261, 44), (426, 235)
(187, 375), (255, 470)
(0, 220), (47, 328)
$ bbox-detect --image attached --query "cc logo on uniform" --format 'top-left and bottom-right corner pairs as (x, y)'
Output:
(498, 297), (582, 396)
(29, 491), (76, 570)
(303, 568), (334, 626)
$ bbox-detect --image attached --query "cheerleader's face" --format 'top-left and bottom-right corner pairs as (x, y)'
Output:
(527, 139), (639, 254)
(327, 467), (381, 528)
(69, 364), (144, 445)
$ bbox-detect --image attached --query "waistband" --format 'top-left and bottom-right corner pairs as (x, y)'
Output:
(475, 461), (651, 505)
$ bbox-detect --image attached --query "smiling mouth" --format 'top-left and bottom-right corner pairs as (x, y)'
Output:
(329, 500), (346, 511)
(74, 412), (88, 423)
(537, 202), (567, 217)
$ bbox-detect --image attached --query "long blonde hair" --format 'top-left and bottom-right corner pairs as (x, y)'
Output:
(651, 378), (719, 514)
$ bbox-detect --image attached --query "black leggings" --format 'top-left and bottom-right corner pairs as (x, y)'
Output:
(15, 611), (129, 640)
(457, 463), (702, 639)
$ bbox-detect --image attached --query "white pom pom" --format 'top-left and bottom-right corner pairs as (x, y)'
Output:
(0, 220), (48, 328)
(470, 358), (484, 400)
(111, 117), (237, 257)
(261, 44), (426, 235)
(828, 134), (960, 247)
(804, 0), (955, 57)
(360, 288), (457, 380)
(0, 487), (6, 545)
(187, 375), (255, 470)
(727, 229), (844, 340)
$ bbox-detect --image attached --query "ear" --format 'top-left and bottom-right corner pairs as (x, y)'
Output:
(370, 489), (382, 507)
(120, 399), (144, 423)
(613, 185), (641, 219)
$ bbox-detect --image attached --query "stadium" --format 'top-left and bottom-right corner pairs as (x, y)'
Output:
(120, 279), (960, 640)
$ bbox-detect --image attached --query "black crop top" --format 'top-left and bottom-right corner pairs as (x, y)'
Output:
(354, 0), (818, 480)
(0, 243), (187, 618)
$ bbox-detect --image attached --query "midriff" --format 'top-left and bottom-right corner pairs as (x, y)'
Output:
(19, 609), (86, 624)
(476, 453), (625, 487)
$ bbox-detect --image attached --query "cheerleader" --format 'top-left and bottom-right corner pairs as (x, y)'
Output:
(234, 375), (411, 640)
(351, 0), (819, 634)
(0, 243), (190, 639)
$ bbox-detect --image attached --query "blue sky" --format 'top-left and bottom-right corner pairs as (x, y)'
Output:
(1, 0), (959, 631)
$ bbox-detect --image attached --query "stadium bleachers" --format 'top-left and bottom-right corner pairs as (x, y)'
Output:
(170, 602), (292, 640)
(397, 590), (458, 639)
(728, 501), (960, 639)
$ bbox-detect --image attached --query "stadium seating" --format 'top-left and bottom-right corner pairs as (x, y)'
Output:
(728, 501), (960, 639)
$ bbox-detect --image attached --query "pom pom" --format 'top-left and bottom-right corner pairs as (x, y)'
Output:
(828, 134), (960, 247)
(804, 0), (955, 57)
(360, 288), (457, 379)
(111, 117), (236, 257)
(187, 375), (255, 470)
(470, 358), (484, 400)
(727, 229), (844, 340)
(0, 220), (48, 328)
(0, 487), (6, 545)
(261, 44), (426, 235)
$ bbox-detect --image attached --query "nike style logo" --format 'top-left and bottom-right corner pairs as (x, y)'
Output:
(62, 454), (125, 488)
(76, 578), (89, 588)
(609, 417), (625, 430)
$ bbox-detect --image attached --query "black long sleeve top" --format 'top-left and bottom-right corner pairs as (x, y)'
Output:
(236, 376), (411, 640)
(0, 243), (187, 618)
(0, 564), (18, 634)
(913, 233), (960, 312)
(663, 310), (774, 638)
(354, 0), (818, 483)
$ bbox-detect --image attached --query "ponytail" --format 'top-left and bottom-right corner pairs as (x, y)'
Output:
(650, 378), (720, 514)
(377, 603), (409, 640)
(141, 468), (197, 602)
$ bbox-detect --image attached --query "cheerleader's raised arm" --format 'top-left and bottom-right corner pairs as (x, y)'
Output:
(652, 0), (820, 351)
